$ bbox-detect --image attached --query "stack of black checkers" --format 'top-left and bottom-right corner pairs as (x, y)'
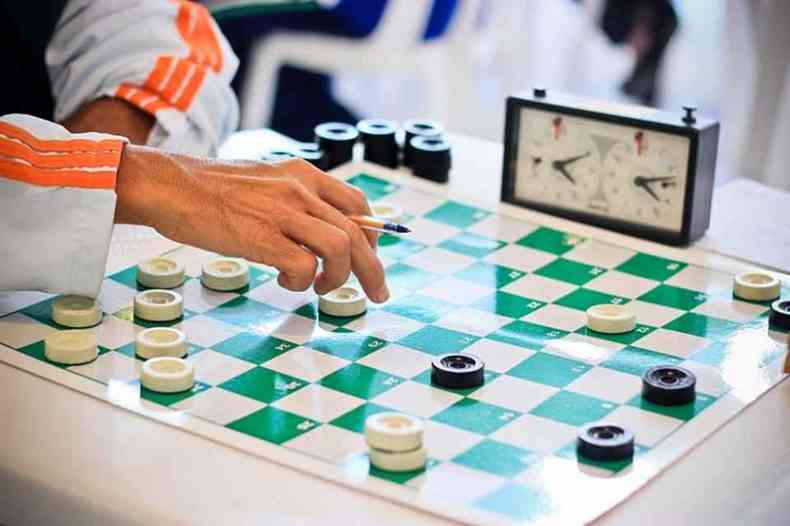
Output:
(769, 299), (790, 331)
(315, 122), (358, 170)
(357, 119), (399, 168)
(431, 353), (485, 389)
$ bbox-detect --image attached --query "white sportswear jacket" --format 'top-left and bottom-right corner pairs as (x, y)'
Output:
(0, 0), (239, 298)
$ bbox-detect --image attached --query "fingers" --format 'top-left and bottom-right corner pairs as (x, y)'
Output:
(301, 193), (389, 303)
(281, 214), (352, 295)
(264, 236), (319, 292)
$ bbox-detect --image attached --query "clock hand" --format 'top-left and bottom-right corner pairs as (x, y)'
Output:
(552, 151), (591, 170)
(639, 176), (677, 184)
(633, 176), (661, 202)
(555, 165), (576, 184)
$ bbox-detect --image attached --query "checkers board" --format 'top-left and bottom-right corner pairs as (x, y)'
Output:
(1, 164), (788, 525)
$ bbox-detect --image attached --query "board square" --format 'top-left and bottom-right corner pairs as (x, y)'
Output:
(422, 420), (488, 461)
(212, 331), (298, 364)
(584, 271), (659, 299)
(178, 315), (243, 349)
(604, 405), (684, 448)
(562, 239), (636, 269)
(601, 346), (684, 376)
(432, 398), (520, 435)
(178, 278), (239, 314)
(534, 258), (606, 286)
(273, 384), (364, 422)
(219, 366), (307, 403)
(402, 247), (478, 275)
(491, 414), (579, 454)
(465, 213), (539, 242)
(468, 374), (559, 413)
(554, 288), (628, 312)
(373, 381), (463, 418)
(691, 298), (769, 323)
(565, 366), (642, 403)
(638, 284), (709, 311)
(204, 296), (284, 328)
(0, 313), (58, 349)
(424, 201), (490, 228)
(262, 346), (349, 382)
(306, 329), (387, 361)
(293, 303), (362, 328)
(663, 312), (741, 340)
(104, 265), (143, 289)
(244, 281), (316, 312)
(187, 349), (256, 385)
(284, 424), (367, 463)
(438, 232), (506, 258)
(405, 216), (463, 246)
(473, 292), (546, 319)
(574, 324), (657, 346)
(521, 304), (586, 333)
(0, 290), (53, 318)
(516, 227), (585, 255)
(635, 328), (712, 358)
(453, 439), (540, 478)
(460, 339), (536, 374)
(343, 310), (426, 342)
(434, 307), (512, 337)
(69, 351), (141, 384)
(542, 333), (623, 365)
(529, 390), (617, 426)
(355, 344), (433, 379)
(488, 321), (568, 351)
(626, 392), (717, 421)
(97, 279), (139, 314)
(136, 380), (211, 407)
(330, 402), (393, 433)
(501, 274), (577, 303)
(626, 300), (685, 327)
(385, 262), (441, 291)
(482, 243), (558, 273)
(507, 352), (591, 388)
(382, 294), (457, 323)
(346, 173), (399, 200)
(320, 363), (404, 399)
(616, 253), (686, 281)
(664, 265), (733, 293)
(171, 387), (266, 426)
(476, 482), (551, 522)
(227, 406), (319, 445)
(19, 296), (62, 328)
(397, 325), (479, 355)
(455, 262), (526, 289)
(419, 276), (494, 305)
(377, 233), (427, 261)
(407, 462), (506, 502)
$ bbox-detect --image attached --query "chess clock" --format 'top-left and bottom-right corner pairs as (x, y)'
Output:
(501, 89), (720, 245)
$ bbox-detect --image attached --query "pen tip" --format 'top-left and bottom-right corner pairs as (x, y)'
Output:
(396, 225), (411, 234)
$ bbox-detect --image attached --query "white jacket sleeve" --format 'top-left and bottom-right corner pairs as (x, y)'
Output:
(46, 0), (240, 156)
(0, 114), (126, 297)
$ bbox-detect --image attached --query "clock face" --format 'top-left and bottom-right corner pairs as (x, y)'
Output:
(513, 107), (691, 233)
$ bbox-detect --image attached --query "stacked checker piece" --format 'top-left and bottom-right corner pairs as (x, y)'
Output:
(261, 118), (452, 183)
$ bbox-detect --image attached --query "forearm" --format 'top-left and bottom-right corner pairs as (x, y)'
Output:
(62, 97), (155, 145)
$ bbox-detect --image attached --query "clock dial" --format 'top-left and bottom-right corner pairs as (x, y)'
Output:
(517, 115), (601, 207)
(603, 140), (685, 228)
(514, 107), (691, 233)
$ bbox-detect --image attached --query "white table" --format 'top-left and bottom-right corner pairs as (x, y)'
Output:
(2, 131), (789, 526)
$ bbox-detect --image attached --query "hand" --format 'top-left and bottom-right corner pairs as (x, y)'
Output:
(115, 145), (389, 303)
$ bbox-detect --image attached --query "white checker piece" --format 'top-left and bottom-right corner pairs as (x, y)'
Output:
(284, 424), (367, 463)
(187, 349), (255, 386)
(263, 347), (349, 383)
(273, 384), (364, 422)
(469, 375), (558, 413)
(171, 388), (266, 426)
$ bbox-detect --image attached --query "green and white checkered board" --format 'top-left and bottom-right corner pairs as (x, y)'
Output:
(1, 169), (788, 525)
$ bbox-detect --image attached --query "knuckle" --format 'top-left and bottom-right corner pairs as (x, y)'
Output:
(326, 230), (352, 259)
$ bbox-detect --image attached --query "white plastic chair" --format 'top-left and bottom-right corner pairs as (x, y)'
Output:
(240, 0), (452, 129)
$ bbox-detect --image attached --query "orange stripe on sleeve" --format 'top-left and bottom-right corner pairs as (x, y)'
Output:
(175, 1), (223, 73)
(0, 161), (117, 189)
(0, 138), (122, 169)
(0, 122), (124, 154)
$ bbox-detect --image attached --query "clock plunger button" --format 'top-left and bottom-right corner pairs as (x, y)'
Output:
(682, 105), (697, 124)
(533, 87), (547, 98)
